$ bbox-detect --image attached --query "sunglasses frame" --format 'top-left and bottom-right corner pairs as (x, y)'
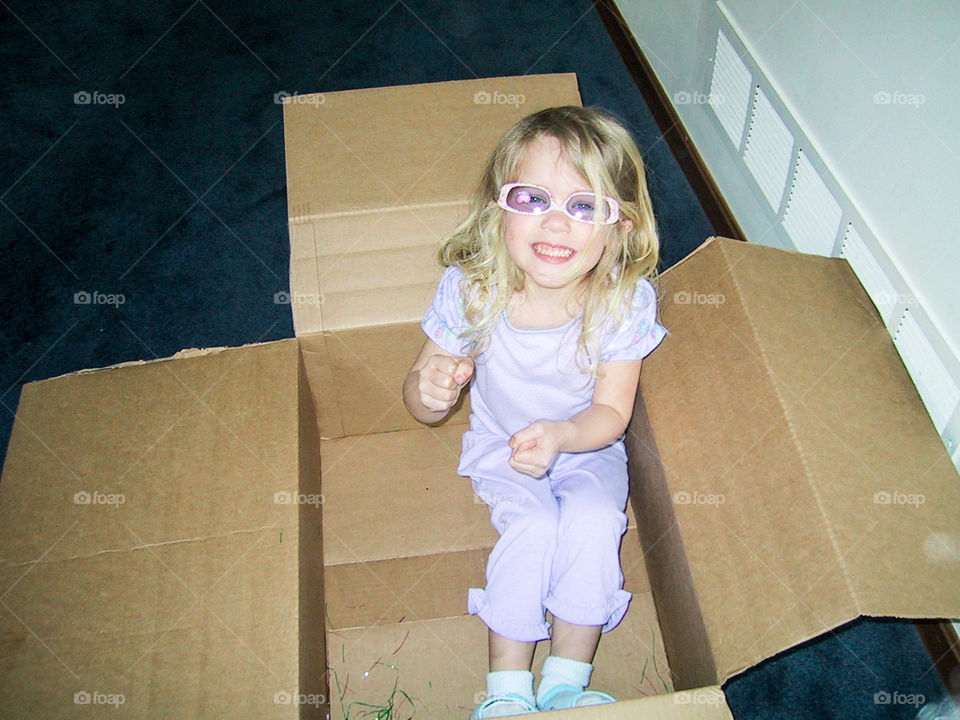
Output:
(497, 182), (620, 225)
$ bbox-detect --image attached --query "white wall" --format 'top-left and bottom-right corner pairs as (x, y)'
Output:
(621, 0), (959, 352)
(718, 1), (957, 346)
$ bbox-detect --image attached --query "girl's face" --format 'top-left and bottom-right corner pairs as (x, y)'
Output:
(503, 135), (617, 300)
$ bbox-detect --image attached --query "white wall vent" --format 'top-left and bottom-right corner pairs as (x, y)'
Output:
(709, 29), (753, 149)
(840, 223), (900, 328)
(782, 149), (842, 257)
(676, 0), (960, 468)
(893, 309), (960, 433)
(742, 87), (793, 212)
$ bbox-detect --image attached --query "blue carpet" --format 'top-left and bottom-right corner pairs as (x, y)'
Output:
(724, 617), (949, 719)
(0, 1), (950, 718)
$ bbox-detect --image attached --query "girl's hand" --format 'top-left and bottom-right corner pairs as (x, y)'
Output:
(418, 355), (474, 413)
(508, 420), (572, 478)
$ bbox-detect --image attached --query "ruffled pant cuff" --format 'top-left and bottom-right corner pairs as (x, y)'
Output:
(543, 589), (632, 633)
(468, 588), (551, 642)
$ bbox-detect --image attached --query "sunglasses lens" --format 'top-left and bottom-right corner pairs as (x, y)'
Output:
(566, 193), (613, 223)
(504, 185), (550, 214)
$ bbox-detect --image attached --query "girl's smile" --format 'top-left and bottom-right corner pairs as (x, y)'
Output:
(531, 242), (576, 261)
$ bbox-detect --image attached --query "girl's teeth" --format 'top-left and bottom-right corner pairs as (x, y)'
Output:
(535, 245), (573, 257)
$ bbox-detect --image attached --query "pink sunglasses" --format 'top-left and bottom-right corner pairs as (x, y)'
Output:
(497, 182), (620, 225)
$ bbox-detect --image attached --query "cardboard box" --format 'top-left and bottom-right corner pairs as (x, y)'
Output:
(1, 74), (958, 719)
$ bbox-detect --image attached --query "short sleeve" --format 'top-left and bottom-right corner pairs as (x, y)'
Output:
(599, 278), (667, 363)
(421, 266), (471, 356)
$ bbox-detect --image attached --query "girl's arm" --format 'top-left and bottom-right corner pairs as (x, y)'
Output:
(508, 359), (642, 477)
(403, 337), (474, 425)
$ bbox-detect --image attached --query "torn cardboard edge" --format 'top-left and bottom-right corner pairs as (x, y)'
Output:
(64, 341), (283, 377)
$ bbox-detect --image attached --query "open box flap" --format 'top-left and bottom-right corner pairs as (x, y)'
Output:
(282, 74), (582, 333)
(0, 339), (322, 717)
(630, 237), (960, 686)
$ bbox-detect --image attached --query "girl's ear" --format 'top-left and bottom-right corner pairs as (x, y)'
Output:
(620, 218), (634, 233)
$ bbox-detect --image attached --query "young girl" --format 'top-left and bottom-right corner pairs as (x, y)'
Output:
(403, 106), (666, 717)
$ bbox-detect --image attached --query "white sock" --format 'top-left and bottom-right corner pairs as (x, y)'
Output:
(536, 655), (593, 705)
(482, 670), (535, 716)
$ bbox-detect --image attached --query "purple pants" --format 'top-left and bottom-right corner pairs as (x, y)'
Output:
(462, 434), (632, 642)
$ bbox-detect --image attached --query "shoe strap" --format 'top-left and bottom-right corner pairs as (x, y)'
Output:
(476, 693), (537, 716)
(539, 683), (616, 709)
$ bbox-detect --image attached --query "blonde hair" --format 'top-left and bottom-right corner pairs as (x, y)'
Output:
(438, 105), (659, 377)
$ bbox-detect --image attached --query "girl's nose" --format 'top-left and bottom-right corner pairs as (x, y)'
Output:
(540, 208), (570, 232)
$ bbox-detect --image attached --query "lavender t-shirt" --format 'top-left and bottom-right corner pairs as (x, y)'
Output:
(422, 266), (667, 442)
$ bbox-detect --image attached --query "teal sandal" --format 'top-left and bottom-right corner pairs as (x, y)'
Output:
(538, 683), (616, 711)
(471, 693), (539, 718)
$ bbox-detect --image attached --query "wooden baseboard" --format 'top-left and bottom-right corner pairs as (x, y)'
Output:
(595, 0), (745, 242)
(916, 620), (960, 695)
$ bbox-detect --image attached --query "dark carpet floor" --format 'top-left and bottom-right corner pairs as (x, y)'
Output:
(0, 1), (951, 718)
